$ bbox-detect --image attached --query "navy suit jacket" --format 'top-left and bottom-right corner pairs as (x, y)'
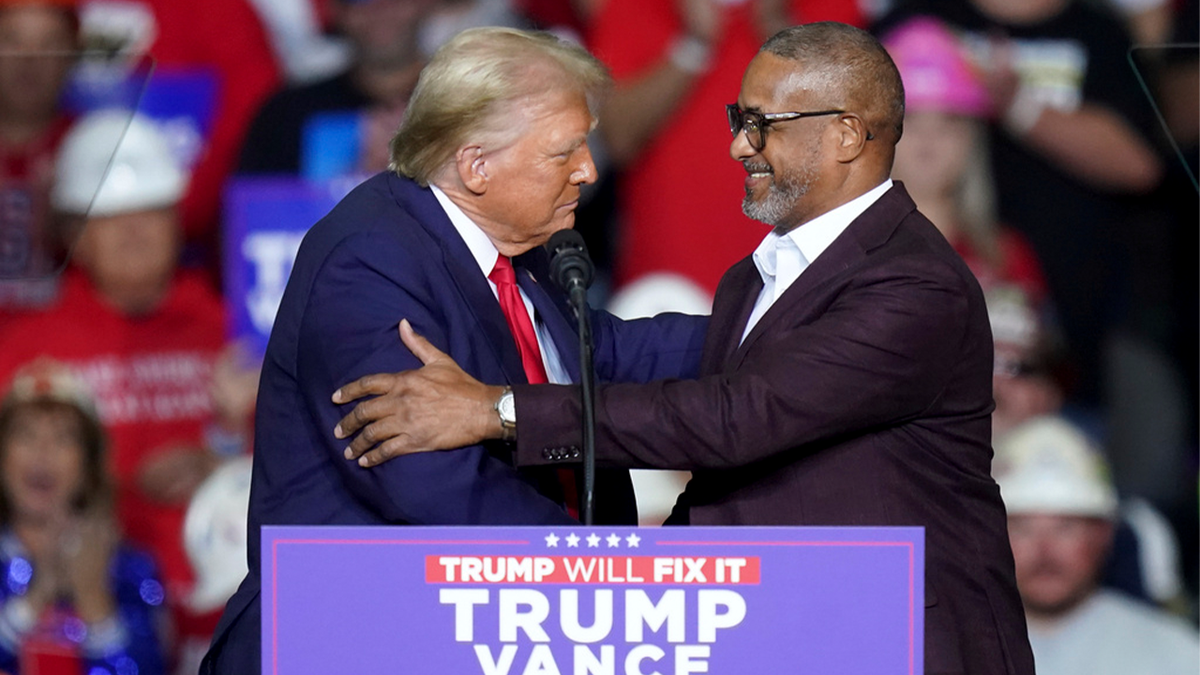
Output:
(202, 172), (707, 673)
(516, 185), (1036, 675)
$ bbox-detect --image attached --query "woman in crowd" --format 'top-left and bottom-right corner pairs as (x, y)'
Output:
(0, 361), (165, 674)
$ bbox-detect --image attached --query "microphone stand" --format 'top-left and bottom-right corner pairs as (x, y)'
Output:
(548, 229), (598, 526)
(568, 285), (597, 526)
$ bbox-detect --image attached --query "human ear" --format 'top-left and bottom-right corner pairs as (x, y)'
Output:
(456, 146), (488, 195)
(833, 113), (871, 163)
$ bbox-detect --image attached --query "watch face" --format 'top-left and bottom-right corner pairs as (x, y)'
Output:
(498, 391), (517, 424)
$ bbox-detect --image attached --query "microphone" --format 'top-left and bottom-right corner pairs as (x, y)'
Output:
(546, 228), (597, 525)
(547, 229), (594, 304)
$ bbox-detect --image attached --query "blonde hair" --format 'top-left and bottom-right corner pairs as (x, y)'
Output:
(389, 27), (610, 185)
(955, 122), (1001, 266)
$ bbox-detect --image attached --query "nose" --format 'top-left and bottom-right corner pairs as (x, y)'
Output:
(571, 142), (598, 186)
(730, 129), (756, 162)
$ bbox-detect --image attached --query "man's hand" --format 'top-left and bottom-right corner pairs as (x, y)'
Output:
(333, 319), (506, 467)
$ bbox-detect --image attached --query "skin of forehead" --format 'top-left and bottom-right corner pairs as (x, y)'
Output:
(744, 52), (847, 112)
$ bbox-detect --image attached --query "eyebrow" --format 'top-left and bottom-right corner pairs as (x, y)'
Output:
(550, 136), (586, 155)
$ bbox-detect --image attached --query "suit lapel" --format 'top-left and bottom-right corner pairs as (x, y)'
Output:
(727, 184), (918, 368)
(702, 257), (762, 374)
(388, 175), (528, 385)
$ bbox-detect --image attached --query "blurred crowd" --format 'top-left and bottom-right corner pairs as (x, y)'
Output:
(0, 0), (1194, 672)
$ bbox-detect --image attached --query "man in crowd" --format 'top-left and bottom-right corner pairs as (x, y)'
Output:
(337, 22), (1035, 674)
(995, 416), (1199, 674)
(0, 0), (78, 310)
(201, 27), (706, 672)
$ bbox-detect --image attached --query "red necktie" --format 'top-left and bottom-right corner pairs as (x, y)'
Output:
(489, 256), (579, 518)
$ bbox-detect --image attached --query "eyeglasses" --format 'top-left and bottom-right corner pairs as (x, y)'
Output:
(726, 104), (871, 151)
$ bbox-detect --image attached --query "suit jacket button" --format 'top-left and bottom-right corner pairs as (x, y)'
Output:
(569, 447), (580, 459)
(542, 448), (554, 460)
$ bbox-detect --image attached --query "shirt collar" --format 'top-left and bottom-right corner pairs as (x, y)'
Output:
(431, 184), (500, 278)
(752, 179), (893, 282)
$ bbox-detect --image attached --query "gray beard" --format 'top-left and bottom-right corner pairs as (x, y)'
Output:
(742, 174), (807, 227)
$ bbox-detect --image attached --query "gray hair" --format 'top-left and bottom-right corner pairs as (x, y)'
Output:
(761, 22), (905, 144)
(389, 27), (610, 185)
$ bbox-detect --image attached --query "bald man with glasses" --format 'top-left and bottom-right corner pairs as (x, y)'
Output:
(336, 22), (1035, 675)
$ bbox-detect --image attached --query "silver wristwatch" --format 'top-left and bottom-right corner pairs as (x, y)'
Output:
(495, 387), (516, 441)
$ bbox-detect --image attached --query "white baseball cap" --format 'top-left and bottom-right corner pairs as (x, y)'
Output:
(53, 110), (187, 218)
(993, 416), (1118, 519)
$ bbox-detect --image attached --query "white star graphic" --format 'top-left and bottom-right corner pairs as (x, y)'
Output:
(566, 533), (581, 547)
(586, 533), (601, 548)
(626, 533), (641, 548)
(545, 533), (560, 547)
(606, 533), (621, 548)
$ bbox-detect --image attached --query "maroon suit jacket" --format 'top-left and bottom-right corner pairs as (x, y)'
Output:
(515, 184), (1035, 675)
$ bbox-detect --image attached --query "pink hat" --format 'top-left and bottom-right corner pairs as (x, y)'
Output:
(883, 17), (991, 118)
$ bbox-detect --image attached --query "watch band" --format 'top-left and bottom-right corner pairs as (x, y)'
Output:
(495, 387), (516, 442)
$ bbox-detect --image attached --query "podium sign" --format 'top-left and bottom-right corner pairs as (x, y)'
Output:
(263, 526), (923, 674)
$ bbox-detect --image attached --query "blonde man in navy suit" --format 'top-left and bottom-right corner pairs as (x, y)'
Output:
(201, 28), (708, 673)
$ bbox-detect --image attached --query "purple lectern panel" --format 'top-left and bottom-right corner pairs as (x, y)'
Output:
(263, 526), (923, 674)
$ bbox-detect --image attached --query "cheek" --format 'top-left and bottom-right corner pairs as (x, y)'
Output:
(1, 434), (36, 470)
(1007, 530), (1039, 569)
(81, 228), (124, 266)
(0, 445), (20, 491)
(42, 441), (88, 500)
(58, 446), (87, 485)
(526, 171), (566, 219)
(936, 135), (972, 175)
(0, 440), (37, 500)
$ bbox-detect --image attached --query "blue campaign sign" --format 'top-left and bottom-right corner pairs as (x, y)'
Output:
(222, 177), (348, 355)
(64, 63), (218, 172)
(262, 526), (924, 675)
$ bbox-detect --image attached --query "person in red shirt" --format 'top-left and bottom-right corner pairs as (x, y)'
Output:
(0, 110), (257, 670)
(0, 0), (78, 310)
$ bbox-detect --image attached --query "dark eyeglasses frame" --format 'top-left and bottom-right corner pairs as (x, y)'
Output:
(726, 104), (873, 151)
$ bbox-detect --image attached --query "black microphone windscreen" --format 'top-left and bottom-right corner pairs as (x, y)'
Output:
(547, 229), (594, 292)
(547, 229), (587, 258)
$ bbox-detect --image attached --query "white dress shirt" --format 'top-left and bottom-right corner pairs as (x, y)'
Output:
(741, 179), (893, 343)
(431, 185), (570, 383)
